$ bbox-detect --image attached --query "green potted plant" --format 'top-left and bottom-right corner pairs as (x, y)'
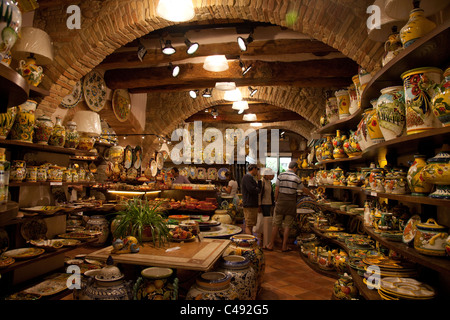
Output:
(111, 198), (170, 247)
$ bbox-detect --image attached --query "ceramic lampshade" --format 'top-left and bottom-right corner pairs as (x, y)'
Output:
(232, 100), (248, 110)
(243, 113), (257, 121)
(203, 55), (229, 72)
(156, 0), (195, 22)
(72, 111), (101, 136)
(367, 0), (407, 42)
(224, 89), (242, 102)
(384, 0), (450, 20)
(11, 27), (54, 65)
(215, 82), (236, 91)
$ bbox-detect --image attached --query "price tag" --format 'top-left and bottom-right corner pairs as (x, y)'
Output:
(370, 191), (377, 196)
(50, 182), (63, 186)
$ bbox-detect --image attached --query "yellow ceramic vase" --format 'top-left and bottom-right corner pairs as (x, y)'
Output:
(335, 89), (350, 119)
(400, 7), (436, 48)
(431, 67), (450, 127)
(422, 151), (450, 199)
(407, 154), (432, 196)
(366, 106), (384, 144)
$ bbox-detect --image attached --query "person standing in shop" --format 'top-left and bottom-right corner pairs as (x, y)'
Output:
(170, 167), (191, 184)
(222, 171), (239, 203)
(254, 168), (275, 245)
(265, 161), (316, 252)
(241, 163), (262, 235)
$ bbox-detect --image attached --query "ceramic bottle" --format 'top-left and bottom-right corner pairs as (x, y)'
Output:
(332, 130), (347, 159)
(48, 116), (66, 147)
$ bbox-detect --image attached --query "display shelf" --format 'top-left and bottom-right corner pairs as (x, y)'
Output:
(318, 155), (363, 165)
(29, 85), (50, 98)
(0, 138), (96, 156)
(9, 181), (94, 187)
(297, 249), (340, 280)
(0, 64), (29, 111)
(315, 108), (363, 135)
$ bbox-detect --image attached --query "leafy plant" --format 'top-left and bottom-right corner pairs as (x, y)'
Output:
(111, 198), (170, 247)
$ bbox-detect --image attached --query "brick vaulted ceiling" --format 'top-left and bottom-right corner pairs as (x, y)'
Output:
(31, 0), (385, 160)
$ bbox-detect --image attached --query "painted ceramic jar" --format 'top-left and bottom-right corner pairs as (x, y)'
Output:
(0, 106), (17, 139)
(400, 7), (436, 48)
(321, 134), (334, 160)
(0, 0), (21, 62)
(26, 166), (37, 182)
(34, 114), (53, 145)
(325, 96), (339, 124)
(414, 219), (448, 257)
(212, 209), (232, 224)
(17, 56), (44, 87)
(217, 255), (257, 300)
(358, 67), (372, 96)
(366, 104), (385, 145)
(368, 168), (383, 191)
(356, 109), (375, 150)
(227, 234), (265, 293)
(133, 267), (178, 300)
(37, 166), (47, 182)
(376, 86), (406, 141)
(47, 165), (63, 182)
(186, 272), (239, 300)
(10, 100), (37, 143)
(391, 171), (408, 195)
(332, 130), (347, 159)
(343, 131), (362, 157)
(333, 274), (358, 300)
(348, 84), (359, 115)
(422, 151), (450, 199)
(352, 74), (362, 108)
(83, 263), (132, 300)
(407, 154), (432, 196)
(10, 160), (25, 182)
(317, 250), (335, 271)
(431, 67), (450, 127)
(382, 26), (403, 66)
(78, 133), (96, 151)
(64, 121), (80, 149)
(335, 89), (350, 119)
(98, 119), (118, 145)
(332, 167), (344, 186)
(48, 116), (66, 147)
(401, 67), (443, 135)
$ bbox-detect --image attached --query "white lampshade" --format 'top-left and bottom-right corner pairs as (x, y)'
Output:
(384, 0), (450, 20)
(156, 0), (195, 22)
(250, 122), (263, 127)
(232, 100), (249, 110)
(203, 55), (229, 72)
(215, 82), (236, 91)
(224, 89), (242, 102)
(72, 111), (102, 136)
(367, 0), (406, 42)
(243, 113), (257, 121)
(11, 27), (54, 65)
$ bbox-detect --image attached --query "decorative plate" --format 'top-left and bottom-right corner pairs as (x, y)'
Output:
(134, 146), (142, 169)
(83, 71), (107, 112)
(150, 160), (158, 177)
(156, 152), (164, 170)
(180, 167), (188, 177)
(127, 167), (138, 180)
(4, 247), (45, 260)
(218, 168), (229, 180)
(197, 168), (206, 180)
(124, 145), (133, 169)
(5, 292), (41, 300)
(380, 277), (435, 299)
(188, 166), (197, 179)
(20, 206), (62, 215)
(402, 215), (421, 244)
(207, 168), (218, 180)
(58, 230), (101, 240)
(112, 89), (131, 122)
(0, 255), (14, 268)
(201, 224), (242, 239)
(61, 80), (83, 109)
(20, 219), (47, 241)
(24, 274), (71, 296)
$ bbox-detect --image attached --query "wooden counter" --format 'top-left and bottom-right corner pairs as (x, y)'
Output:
(86, 238), (230, 271)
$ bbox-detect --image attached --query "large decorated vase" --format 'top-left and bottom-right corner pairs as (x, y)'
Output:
(422, 150), (450, 199)
(376, 86), (406, 141)
(10, 100), (37, 143)
(431, 67), (450, 127)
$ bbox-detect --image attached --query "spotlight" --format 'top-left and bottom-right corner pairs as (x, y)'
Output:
(189, 90), (199, 99)
(185, 37), (199, 55)
(239, 59), (252, 76)
(161, 39), (176, 55)
(168, 63), (180, 77)
(211, 108), (219, 119)
(202, 88), (213, 98)
(248, 86), (258, 97)
(237, 31), (254, 51)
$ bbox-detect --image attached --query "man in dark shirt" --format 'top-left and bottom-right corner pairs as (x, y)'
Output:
(241, 163), (262, 235)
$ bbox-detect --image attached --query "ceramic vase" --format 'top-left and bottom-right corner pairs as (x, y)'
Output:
(186, 272), (239, 300)
(332, 130), (347, 159)
(34, 114), (53, 145)
(325, 97), (339, 123)
(335, 89), (350, 119)
(358, 67), (372, 97)
(86, 215), (110, 246)
(10, 160), (25, 182)
(0, 0), (21, 62)
(98, 119), (118, 145)
(400, 6), (436, 48)
(227, 234), (265, 293)
(352, 74), (362, 108)
(83, 263), (132, 300)
(431, 67), (450, 127)
(407, 154), (432, 196)
(382, 26), (403, 66)
(133, 267), (178, 300)
(401, 67), (443, 135)
(17, 56), (44, 87)
(333, 274), (358, 300)
(64, 121), (80, 149)
(0, 106), (17, 139)
(376, 86), (406, 141)
(422, 151), (450, 199)
(217, 255), (257, 300)
(343, 131), (362, 157)
(365, 106), (385, 145)
(47, 116), (65, 147)
(321, 134), (334, 160)
(10, 100), (36, 143)
(348, 84), (359, 115)
(77, 132), (96, 151)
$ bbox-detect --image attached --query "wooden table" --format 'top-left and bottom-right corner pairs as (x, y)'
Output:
(86, 238), (230, 271)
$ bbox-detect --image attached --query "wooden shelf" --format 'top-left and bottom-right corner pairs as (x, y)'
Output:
(0, 64), (29, 111)
(318, 155), (363, 165)
(9, 181), (94, 187)
(315, 108), (363, 135)
(29, 85), (50, 98)
(0, 138), (96, 156)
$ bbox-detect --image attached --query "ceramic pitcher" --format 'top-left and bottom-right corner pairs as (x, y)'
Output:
(48, 116), (66, 147)
(400, 5), (436, 48)
(0, 106), (17, 139)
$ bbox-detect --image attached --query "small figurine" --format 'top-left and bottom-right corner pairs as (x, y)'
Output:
(111, 236), (140, 254)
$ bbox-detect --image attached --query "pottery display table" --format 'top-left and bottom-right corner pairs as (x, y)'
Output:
(86, 238), (230, 271)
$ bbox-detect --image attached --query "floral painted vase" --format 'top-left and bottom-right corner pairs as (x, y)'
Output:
(227, 235), (265, 293)
(348, 84), (359, 115)
(0, 0), (21, 62)
(343, 131), (362, 157)
(133, 267), (178, 300)
(332, 130), (347, 159)
(400, 5), (436, 48)
(333, 273), (358, 300)
(17, 56), (44, 87)
(407, 154), (432, 196)
(10, 100), (37, 143)
(376, 86), (406, 141)
(0, 106), (17, 139)
(382, 26), (403, 66)
(401, 67), (443, 135)
(64, 121), (79, 149)
(86, 215), (110, 246)
(422, 151), (450, 199)
(217, 255), (257, 300)
(365, 106), (385, 145)
(48, 116), (65, 147)
(10, 160), (25, 182)
(358, 67), (372, 97)
(325, 96), (339, 124)
(186, 272), (239, 300)
(431, 67), (450, 127)
(352, 74), (362, 108)
(34, 114), (53, 145)
(335, 89), (350, 119)
(321, 134), (334, 160)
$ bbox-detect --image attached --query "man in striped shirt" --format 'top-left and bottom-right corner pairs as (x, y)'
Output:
(265, 161), (316, 252)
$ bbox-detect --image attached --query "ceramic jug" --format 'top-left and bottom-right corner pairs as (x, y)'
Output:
(382, 26), (403, 66)
(10, 100), (37, 143)
(431, 67), (450, 127)
(343, 131), (362, 157)
(321, 134), (334, 160)
(407, 154), (432, 196)
(376, 86), (406, 141)
(17, 56), (44, 87)
(0, 106), (17, 139)
(400, 4), (436, 48)
(34, 114), (53, 145)
(48, 116), (66, 147)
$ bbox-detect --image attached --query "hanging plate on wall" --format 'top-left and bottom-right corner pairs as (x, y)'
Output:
(156, 152), (164, 170)
(112, 89), (131, 122)
(61, 80), (83, 109)
(123, 145), (133, 169)
(151, 160), (158, 177)
(82, 71), (107, 112)
(134, 145), (142, 169)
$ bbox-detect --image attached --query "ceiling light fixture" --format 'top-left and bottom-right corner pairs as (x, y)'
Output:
(243, 113), (257, 121)
(202, 88), (213, 98)
(189, 90), (199, 99)
(232, 100), (249, 111)
(156, 0), (195, 22)
(161, 39), (176, 55)
(250, 122), (263, 127)
(215, 82), (236, 91)
(184, 37), (199, 55)
(168, 63), (180, 77)
(248, 86), (258, 97)
(203, 55), (229, 72)
(239, 58), (252, 76)
(237, 31), (254, 51)
(224, 88), (242, 102)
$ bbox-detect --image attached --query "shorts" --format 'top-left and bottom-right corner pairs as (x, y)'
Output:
(272, 213), (295, 228)
(243, 207), (258, 228)
(272, 193), (297, 228)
